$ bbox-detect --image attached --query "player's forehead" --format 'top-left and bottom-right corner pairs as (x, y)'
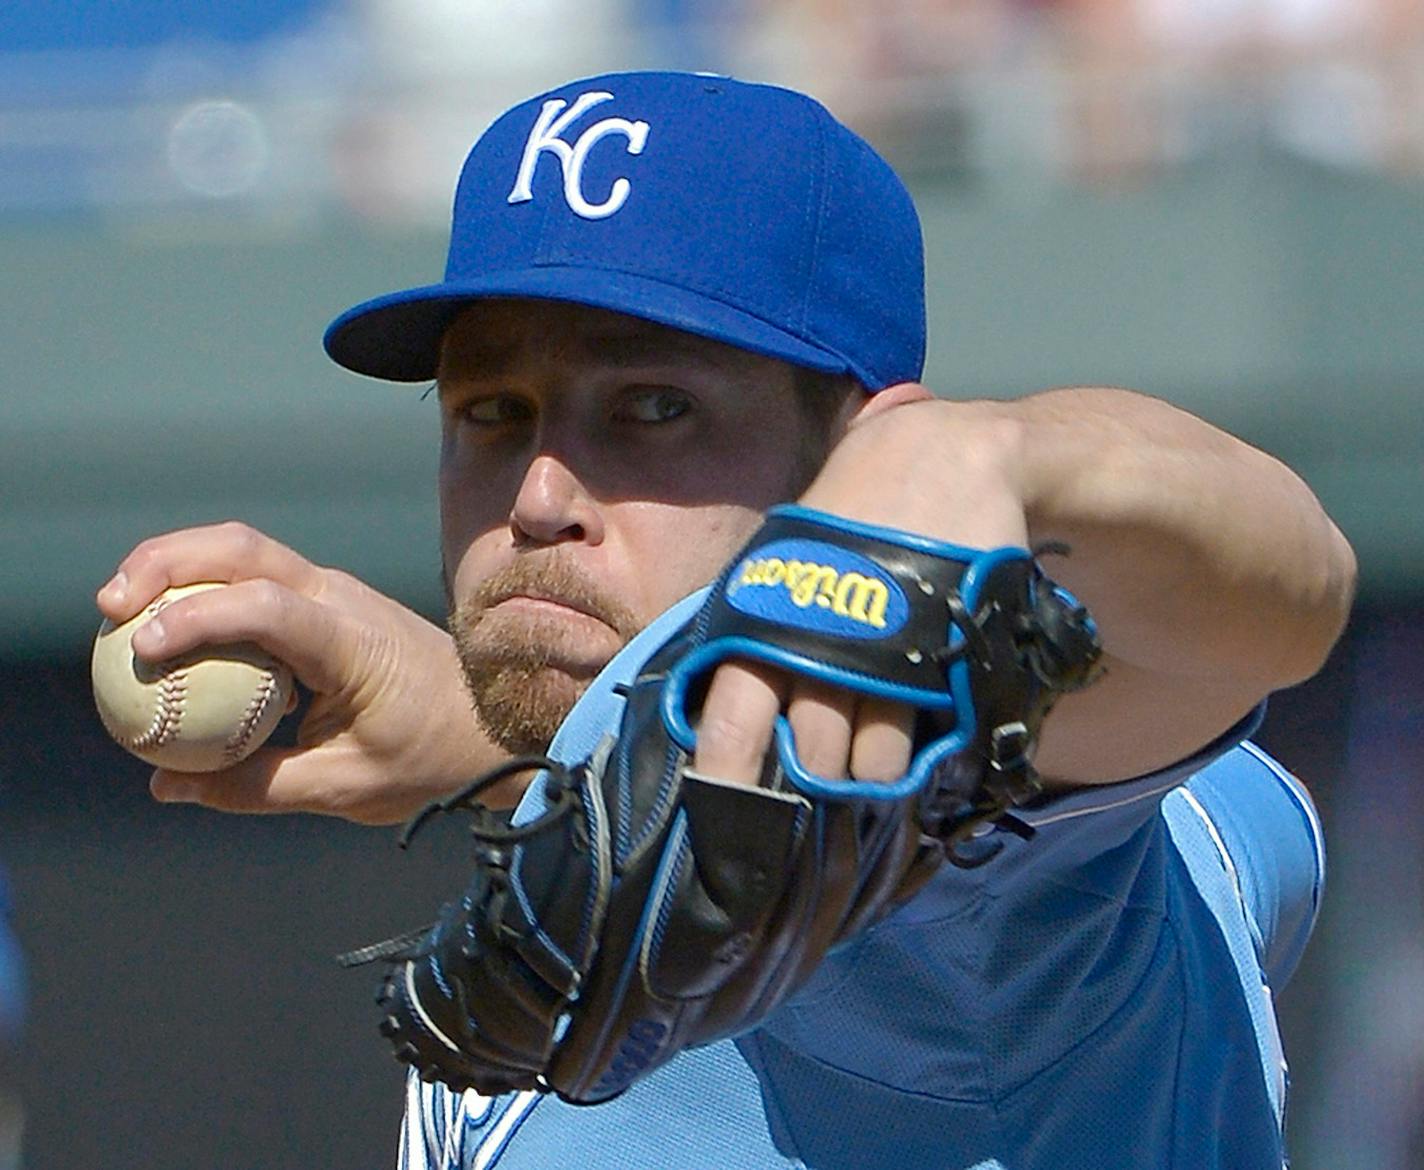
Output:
(437, 298), (786, 385)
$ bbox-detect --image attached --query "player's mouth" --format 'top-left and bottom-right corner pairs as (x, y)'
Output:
(448, 553), (643, 679)
(457, 595), (623, 678)
(489, 590), (608, 623)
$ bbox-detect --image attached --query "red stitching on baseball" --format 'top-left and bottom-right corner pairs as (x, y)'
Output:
(223, 667), (282, 765)
(129, 669), (187, 750)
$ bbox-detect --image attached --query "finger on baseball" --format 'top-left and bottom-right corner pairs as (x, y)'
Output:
(693, 660), (786, 787)
(849, 697), (914, 783)
(98, 521), (325, 623)
(784, 680), (854, 782)
(126, 576), (354, 697)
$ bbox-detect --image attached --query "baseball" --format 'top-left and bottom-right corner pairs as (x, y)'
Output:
(91, 582), (295, 772)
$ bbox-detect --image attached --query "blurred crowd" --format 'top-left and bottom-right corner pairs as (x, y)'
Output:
(735, 0), (1424, 180)
(0, 0), (1421, 219)
(337, 0), (1424, 213)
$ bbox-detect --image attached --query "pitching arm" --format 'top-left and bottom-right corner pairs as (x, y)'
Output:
(697, 386), (1356, 789)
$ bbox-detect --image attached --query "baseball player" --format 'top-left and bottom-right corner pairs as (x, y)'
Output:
(97, 72), (1354, 1168)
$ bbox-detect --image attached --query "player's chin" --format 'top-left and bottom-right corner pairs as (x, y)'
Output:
(467, 663), (591, 763)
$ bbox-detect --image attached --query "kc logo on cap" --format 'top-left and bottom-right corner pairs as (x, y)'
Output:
(507, 91), (651, 221)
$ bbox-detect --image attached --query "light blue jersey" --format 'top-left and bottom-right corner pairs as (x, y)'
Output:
(401, 593), (1324, 1170)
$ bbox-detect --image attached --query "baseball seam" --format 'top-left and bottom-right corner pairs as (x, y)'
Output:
(127, 669), (188, 751)
(105, 594), (284, 767)
(223, 668), (284, 766)
(117, 594), (189, 752)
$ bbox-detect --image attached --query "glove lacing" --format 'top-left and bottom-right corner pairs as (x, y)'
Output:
(336, 755), (580, 969)
(921, 542), (1102, 868)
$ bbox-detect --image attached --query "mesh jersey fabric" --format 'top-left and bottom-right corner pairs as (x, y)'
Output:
(400, 591), (1323, 1170)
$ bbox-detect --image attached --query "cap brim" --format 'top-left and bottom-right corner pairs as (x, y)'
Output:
(322, 269), (855, 383)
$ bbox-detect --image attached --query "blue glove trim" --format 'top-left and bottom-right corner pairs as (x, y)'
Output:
(660, 504), (1037, 803)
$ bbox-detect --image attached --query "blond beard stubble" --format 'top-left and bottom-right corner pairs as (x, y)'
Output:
(448, 556), (641, 756)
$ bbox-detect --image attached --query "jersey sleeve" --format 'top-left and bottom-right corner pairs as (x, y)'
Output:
(915, 703), (1323, 989)
(976, 702), (1272, 899)
(1173, 741), (1326, 986)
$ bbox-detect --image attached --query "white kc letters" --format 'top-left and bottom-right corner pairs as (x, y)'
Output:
(507, 91), (651, 220)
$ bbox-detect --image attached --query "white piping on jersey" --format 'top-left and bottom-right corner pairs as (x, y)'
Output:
(1176, 787), (1247, 917)
(401, 1074), (453, 1170)
(1240, 741), (1327, 937)
(468, 1091), (541, 1170)
(1017, 774), (1185, 829)
(1166, 787), (1289, 1141)
(403, 1078), (543, 1170)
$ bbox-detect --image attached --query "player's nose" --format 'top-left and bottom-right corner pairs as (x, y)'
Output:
(509, 453), (605, 548)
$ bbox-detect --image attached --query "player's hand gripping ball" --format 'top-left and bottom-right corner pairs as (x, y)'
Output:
(91, 583), (294, 773)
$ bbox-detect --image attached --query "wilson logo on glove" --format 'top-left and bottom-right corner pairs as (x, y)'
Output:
(726, 538), (908, 637)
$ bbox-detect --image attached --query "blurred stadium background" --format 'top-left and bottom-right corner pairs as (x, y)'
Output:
(2, 1), (1422, 1167)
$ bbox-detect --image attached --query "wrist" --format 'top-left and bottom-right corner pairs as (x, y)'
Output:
(801, 399), (1029, 549)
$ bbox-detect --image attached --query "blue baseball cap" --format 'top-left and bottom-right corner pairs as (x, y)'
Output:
(323, 71), (926, 390)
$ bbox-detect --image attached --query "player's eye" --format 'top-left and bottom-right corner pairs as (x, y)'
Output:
(458, 395), (534, 426)
(617, 387), (691, 424)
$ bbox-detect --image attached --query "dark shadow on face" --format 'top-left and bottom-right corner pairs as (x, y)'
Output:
(435, 298), (842, 510)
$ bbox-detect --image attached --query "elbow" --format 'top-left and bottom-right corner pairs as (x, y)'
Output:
(1277, 520), (1358, 686)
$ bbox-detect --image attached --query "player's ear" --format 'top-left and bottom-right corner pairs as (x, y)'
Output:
(846, 381), (933, 429)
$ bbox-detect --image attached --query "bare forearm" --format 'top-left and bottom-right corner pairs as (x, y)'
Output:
(1003, 386), (1356, 687)
(799, 386), (1355, 782)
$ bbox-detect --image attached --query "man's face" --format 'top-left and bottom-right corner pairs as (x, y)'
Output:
(438, 298), (835, 755)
